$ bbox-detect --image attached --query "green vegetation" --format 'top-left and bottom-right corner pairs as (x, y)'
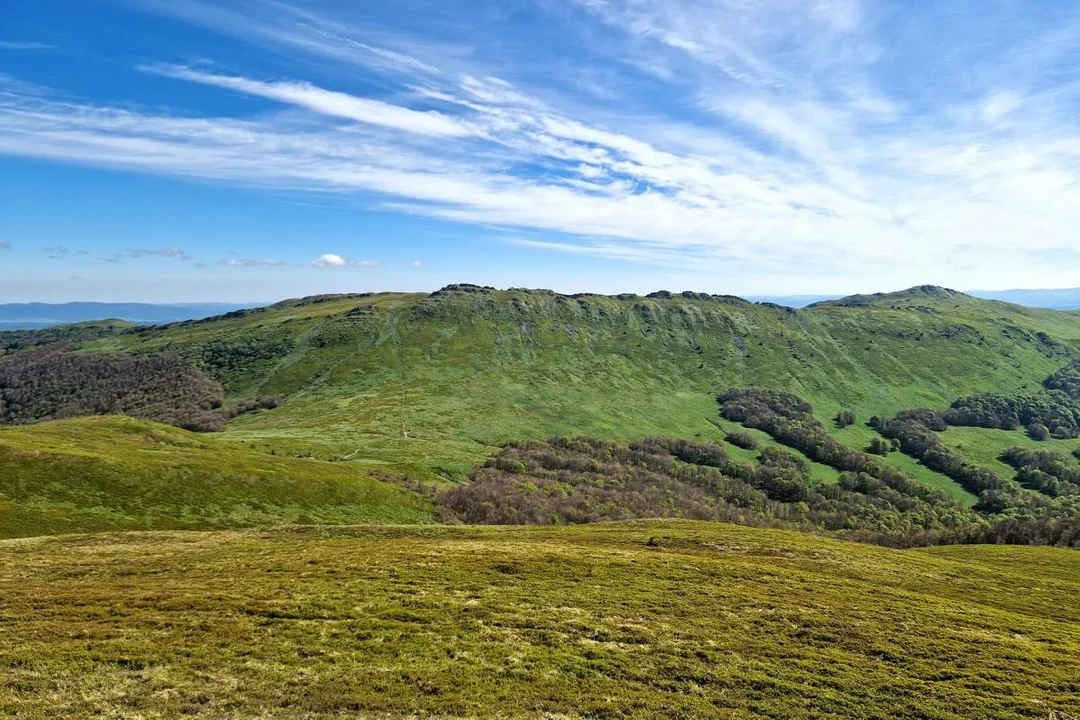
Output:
(2, 288), (1080, 717)
(5, 286), (1080, 541)
(442, 435), (983, 543)
(712, 416), (838, 486)
(942, 426), (1080, 479)
(0, 416), (431, 537)
(0, 319), (133, 356)
(0, 522), (1077, 719)
(829, 420), (979, 504)
(51, 285), (1080, 477)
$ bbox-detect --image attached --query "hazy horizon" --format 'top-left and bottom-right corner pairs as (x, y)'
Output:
(4, 285), (1080, 315)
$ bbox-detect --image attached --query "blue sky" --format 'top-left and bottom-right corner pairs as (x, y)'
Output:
(2, 0), (1080, 302)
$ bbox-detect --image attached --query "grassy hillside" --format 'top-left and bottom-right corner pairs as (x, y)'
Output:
(941, 425), (1080, 479)
(0, 416), (431, 537)
(65, 285), (1080, 480)
(0, 522), (1076, 718)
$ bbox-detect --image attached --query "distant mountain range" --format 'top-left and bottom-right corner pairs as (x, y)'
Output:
(1, 288), (1079, 329)
(966, 288), (1080, 310)
(0, 302), (255, 329)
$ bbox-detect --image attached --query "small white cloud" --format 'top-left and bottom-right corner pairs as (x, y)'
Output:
(313, 253), (347, 267)
(312, 253), (382, 268)
(219, 258), (285, 267)
(128, 246), (191, 260)
(410, 260), (426, 267)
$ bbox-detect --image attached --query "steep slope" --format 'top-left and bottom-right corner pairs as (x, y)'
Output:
(1, 522), (1077, 718)
(0, 416), (431, 537)
(62, 284), (1080, 476)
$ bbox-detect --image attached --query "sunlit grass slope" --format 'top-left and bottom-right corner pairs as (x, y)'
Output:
(941, 425), (1080, 479)
(75, 285), (1080, 484)
(0, 416), (431, 538)
(0, 522), (1076, 718)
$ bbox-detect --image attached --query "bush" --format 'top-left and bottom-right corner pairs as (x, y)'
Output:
(1028, 423), (1050, 441)
(835, 410), (856, 428)
(866, 437), (890, 456)
(725, 430), (758, 450)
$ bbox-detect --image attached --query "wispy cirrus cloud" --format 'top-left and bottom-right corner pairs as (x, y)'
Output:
(0, 41), (55, 51)
(127, 246), (191, 260)
(2, 0), (1080, 291)
(146, 65), (473, 137)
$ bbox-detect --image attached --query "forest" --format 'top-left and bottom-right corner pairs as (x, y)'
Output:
(437, 431), (1080, 548)
(710, 387), (1080, 544)
(0, 345), (278, 431)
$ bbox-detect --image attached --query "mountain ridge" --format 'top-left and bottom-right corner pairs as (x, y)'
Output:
(6, 283), (1064, 479)
(5, 285), (1080, 331)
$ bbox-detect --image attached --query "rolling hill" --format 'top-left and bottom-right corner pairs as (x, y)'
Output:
(3, 284), (1080, 538)
(0, 416), (430, 537)
(67, 284), (1080, 478)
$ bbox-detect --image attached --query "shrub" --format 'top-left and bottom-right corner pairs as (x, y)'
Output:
(725, 430), (758, 450)
(834, 410), (856, 428)
(866, 437), (890, 455)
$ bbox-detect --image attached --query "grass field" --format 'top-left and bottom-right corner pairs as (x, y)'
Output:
(0, 416), (431, 538)
(0, 521), (1076, 719)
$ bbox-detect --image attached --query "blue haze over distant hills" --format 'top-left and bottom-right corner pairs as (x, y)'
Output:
(0, 303), (253, 329)
(1, 288), (1078, 330)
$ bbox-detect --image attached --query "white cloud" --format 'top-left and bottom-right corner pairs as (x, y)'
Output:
(410, 260), (426, 267)
(146, 65), (473, 138)
(219, 258), (284, 267)
(312, 253), (347, 267)
(312, 253), (382, 268)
